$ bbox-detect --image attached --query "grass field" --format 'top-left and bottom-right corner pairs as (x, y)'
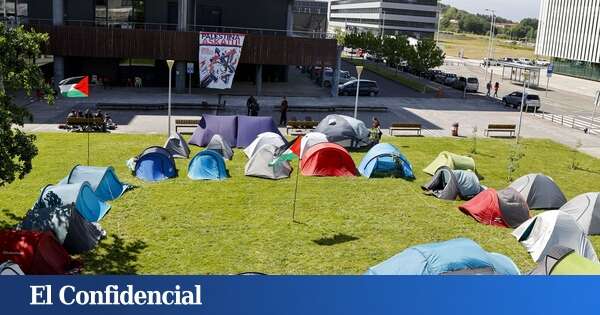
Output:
(439, 33), (536, 60)
(1, 133), (600, 275)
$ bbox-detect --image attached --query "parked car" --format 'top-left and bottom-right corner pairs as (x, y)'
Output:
(466, 77), (479, 92)
(502, 57), (515, 63)
(536, 59), (551, 66)
(453, 76), (467, 90)
(502, 91), (541, 111)
(426, 70), (443, 81)
(338, 80), (380, 96)
(320, 70), (356, 87)
(434, 73), (447, 84)
(444, 73), (458, 86)
(482, 58), (501, 66)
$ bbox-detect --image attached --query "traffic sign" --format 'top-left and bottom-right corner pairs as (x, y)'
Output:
(186, 62), (194, 74)
(546, 63), (553, 77)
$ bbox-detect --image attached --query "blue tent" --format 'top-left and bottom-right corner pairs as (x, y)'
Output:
(358, 143), (415, 179)
(133, 146), (177, 182)
(365, 238), (520, 275)
(59, 165), (130, 201)
(188, 150), (228, 180)
(34, 182), (111, 222)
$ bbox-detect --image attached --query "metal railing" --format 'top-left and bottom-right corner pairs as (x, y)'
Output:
(3, 17), (336, 39)
(533, 111), (599, 135)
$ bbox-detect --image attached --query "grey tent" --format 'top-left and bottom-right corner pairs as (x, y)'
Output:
(20, 205), (104, 254)
(0, 261), (24, 275)
(244, 144), (292, 180)
(422, 167), (483, 200)
(206, 134), (234, 160)
(164, 132), (190, 159)
(512, 210), (598, 262)
(458, 188), (530, 228)
(314, 114), (370, 148)
(559, 192), (600, 235)
(509, 174), (567, 209)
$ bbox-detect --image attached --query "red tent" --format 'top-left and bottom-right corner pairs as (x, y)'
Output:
(0, 230), (76, 275)
(458, 188), (529, 228)
(300, 143), (357, 177)
(458, 189), (506, 227)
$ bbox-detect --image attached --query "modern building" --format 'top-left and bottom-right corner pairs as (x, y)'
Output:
(293, 0), (328, 36)
(1, 0), (338, 94)
(536, 0), (600, 81)
(328, 0), (439, 39)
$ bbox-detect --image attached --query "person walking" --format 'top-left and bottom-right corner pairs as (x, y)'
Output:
(493, 82), (500, 98)
(486, 81), (492, 97)
(279, 96), (289, 126)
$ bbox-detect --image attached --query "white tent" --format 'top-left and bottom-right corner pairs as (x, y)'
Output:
(512, 210), (598, 262)
(243, 132), (285, 158)
(0, 261), (24, 275)
(300, 132), (328, 158)
(163, 132), (190, 159)
(244, 144), (292, 180)
(206, 134), (234, 160)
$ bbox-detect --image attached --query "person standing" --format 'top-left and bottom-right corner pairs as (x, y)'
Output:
(486, 81), (492, 96)
(494, 82), (500, 98)
(279, 96), (289, 126)
(246, 96), (256, 116)
(250, 98), (260, 116)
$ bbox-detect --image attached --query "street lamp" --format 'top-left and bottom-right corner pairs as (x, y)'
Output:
(516, 70), (530, 143)
(166, 59), (175, 137)
(354, 65), (364, 119)
(484, 9), (496, 84)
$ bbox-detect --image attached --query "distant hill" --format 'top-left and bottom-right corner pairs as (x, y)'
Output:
(440, 4), (538, 42)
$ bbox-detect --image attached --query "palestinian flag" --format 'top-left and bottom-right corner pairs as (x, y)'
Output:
(59, 76), (89, 97)
(270, 136), (302, 166)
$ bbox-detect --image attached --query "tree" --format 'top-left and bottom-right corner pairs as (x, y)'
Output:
(407, 39), (446, 73)
(459, 15), (487, 35)
(381, 35), (411, 69)
(0, 23), (54, 187)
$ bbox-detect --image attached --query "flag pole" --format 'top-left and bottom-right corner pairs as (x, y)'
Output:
(292, 158), (300, 222)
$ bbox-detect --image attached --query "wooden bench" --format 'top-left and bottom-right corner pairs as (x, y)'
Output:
(484, 124), (516, 137)
(389, 123), (422, 136)
(175, 119), (201, 134)
(65, 117), (106, 131)
(286, 120), (319, 135)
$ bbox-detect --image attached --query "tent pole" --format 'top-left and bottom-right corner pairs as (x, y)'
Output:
(292, 158), (300, 222)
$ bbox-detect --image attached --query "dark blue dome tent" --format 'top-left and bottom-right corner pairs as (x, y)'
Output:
(358, 143), (415, 179)
(59, 165), (131, 201)
(34, 182), (111, 222)
(129, 146), (177, 182)
(188, 150), (228, 180)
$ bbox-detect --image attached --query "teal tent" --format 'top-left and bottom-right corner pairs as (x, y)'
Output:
(59, 165), (130, 201)
(34, 182), (111, 222)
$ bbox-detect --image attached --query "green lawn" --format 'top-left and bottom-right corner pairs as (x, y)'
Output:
(1, 133), (600, 275)
(439, 33), (536, 60)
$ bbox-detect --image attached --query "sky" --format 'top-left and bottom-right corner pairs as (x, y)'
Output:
(441, 0), (540, 22)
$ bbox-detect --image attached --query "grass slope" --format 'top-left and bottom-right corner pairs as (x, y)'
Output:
(439, 33), (536, 60)
(1, 133), (600, 274)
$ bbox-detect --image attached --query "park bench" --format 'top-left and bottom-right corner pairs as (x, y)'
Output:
(175, 119), (201, 134)
(286, 120), (319, 135)
(484, 124), (516, 137)
(65, 117), (106, 131)
(389, 123), (422, 136)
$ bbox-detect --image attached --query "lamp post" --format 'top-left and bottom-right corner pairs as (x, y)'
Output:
(354, 65), (364, 119)
(166, 59), (174, 137)
(516, 70), (529, 143)
(484, 9), (496, 84)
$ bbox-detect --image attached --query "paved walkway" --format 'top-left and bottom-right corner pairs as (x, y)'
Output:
(20, 89), (600, 158)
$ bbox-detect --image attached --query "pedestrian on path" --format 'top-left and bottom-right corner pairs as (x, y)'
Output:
(486, 82), (492, 96)
(246, 96), (256, 116)
(250, 98), (260, 116)
(279, 96), (288, 126)
(494, 82), (500, 98)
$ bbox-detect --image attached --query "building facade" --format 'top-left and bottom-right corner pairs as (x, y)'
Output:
(294, 0), (328, 35)
(328, 0), (439, 39)
(536, 0), (600, 81)
(1, 0), (338, 93)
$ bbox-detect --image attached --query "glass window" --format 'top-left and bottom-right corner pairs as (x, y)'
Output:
(16, 0), (27, 16)
(5, 1), (15, 16)
(96, 0), (144, 27)
(133, 0), (143, 22)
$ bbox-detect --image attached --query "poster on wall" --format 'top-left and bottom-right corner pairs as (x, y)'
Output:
(198, 32), (245, 89)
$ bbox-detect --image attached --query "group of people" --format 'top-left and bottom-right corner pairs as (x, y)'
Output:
(485, 81), (501, 98)
(65, 109), (116, 131)
(245, 96), (290, 127)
